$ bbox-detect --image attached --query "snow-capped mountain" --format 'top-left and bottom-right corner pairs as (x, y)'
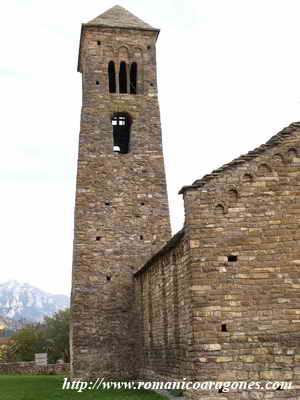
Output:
(0, 281), (69, 322)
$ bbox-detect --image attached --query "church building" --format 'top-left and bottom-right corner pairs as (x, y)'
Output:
(71, 6), (300, 399)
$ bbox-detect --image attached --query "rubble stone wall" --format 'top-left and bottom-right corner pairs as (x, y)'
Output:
(134, 234), (194, 381)
(0, 362), (69, 375)
(183, 125), (300, 399)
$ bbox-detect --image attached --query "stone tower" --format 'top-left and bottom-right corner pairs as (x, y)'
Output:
(71, 5), (171, 378)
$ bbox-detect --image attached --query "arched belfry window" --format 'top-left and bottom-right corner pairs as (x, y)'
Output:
(130, 63), (138, 94)
(119, 61), (127, 94)
(108, 61), (116, 93)
(111, 113), (132, 154)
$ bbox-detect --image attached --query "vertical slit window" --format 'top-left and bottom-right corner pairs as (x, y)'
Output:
(108, 61), (116, 93)
(119, 61), (127, 94)
(130, 62), (138, 94)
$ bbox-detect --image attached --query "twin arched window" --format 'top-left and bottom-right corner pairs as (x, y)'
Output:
(108, 61), (137, 94)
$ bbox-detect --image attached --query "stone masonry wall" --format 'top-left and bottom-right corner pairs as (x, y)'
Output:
(134, 233), (194, 381)
(183, 124), (300, 399)
(71, 23), (171, 380)
(0, 362), (69, 375)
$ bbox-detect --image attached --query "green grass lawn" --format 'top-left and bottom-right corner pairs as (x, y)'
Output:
(0, 376), (167, 400)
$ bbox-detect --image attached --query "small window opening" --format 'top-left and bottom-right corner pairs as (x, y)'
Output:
(96, 236), (102, 241)
(243, 173), (253, 183)
(130, 62), (138, 94)
(119, 61), (127, 93)
(141, 202), (145, 206)
(228, 255), (238, 262)
(105, 201), (111, 206)
(108, 61), (116, 93)
(221, 324), (227, 332)
(215, 204), (225, 215)
(106, 276), (111, 281)
(96, 80), (100, 86)
(140, 235), (144, 240)
(111, 113), (131, 154)
(97, 41), (101, 46)
(228, 189), (238, 202)
(288, 148), (297, 162)
(147, 45), (151, 50)
(258, 163), (272, 176)
(150, 83), (154, 87)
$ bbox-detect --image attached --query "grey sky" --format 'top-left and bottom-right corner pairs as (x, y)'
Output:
(1, 0), (300, 295)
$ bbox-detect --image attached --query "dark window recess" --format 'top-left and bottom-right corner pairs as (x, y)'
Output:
(130, 62), (138, 94)
(119, 61), (127, 93)
(228, 255), (238, 262)
(111, 113), (132, 154)
(221, 324), (227, 332)
(97, 41), (101, 46)
(147, 45), (151, 50)
(105, 201), (111, 206)
(141, 202), (145, 206)
(108, 61), (116, 93)
(96, 236), (102, 241)
(140, 235), (144, 240)
(215, 204), (225, 216)
(106, 276), (111, 281)
(243, 173), (253, 183)
(96, 80), (100, 86)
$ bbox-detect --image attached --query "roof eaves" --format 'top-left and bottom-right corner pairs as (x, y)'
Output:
(77, 23), (160, 72)
(83, 22), (160, 33)
(179, 122), (300, 195)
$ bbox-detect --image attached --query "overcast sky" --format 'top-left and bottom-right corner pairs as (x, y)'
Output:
(1, 0), (300, 295)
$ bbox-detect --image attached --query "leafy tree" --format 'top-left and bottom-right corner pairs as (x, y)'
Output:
(11, 324), (47, 361)
(6, 309), (70, 363)
(44, 309), (70, 363)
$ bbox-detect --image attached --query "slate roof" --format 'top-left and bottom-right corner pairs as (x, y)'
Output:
(179, 122), (300, 194)
(78, 6), (159, 72)
(86, 5), (158, 31)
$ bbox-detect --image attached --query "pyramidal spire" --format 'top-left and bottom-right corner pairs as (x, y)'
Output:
(86, 5), (158, 30)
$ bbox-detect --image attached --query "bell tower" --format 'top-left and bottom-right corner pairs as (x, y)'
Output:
(71, 5), (171, 378)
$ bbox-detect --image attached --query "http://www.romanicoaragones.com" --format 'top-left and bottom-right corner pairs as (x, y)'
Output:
(62, 377), (293, 393)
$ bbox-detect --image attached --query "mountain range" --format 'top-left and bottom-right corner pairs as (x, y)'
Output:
(0, 280), (69, 324)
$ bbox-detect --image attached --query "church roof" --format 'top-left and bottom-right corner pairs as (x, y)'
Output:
(86, 5), (158, 31)
(179, 121), (300, 194)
